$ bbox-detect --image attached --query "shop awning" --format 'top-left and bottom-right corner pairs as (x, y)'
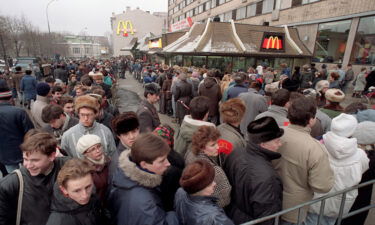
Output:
(163, 20), (312, 57)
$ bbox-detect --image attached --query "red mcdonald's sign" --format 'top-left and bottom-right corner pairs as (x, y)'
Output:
(261, 33), (284, 51)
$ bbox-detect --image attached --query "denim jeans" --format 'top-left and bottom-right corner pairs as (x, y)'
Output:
(281, 219), (306, 225)
(304, 212), (336, 225)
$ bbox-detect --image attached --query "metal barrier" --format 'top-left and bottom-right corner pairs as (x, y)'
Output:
(241, 179), (375, 225)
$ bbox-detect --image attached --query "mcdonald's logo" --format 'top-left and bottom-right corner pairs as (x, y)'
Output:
(116, 20), (136, 37)
(261, 34), (284, 50)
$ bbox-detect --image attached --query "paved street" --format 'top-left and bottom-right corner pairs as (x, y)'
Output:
(115, 71), (180, 132)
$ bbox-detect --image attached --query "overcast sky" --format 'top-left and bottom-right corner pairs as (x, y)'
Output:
(0, 0), (167, 36)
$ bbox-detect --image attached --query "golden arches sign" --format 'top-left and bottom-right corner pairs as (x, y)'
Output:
(116, 20), (136, 37)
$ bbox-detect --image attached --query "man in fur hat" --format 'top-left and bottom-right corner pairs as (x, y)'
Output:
(61, 95), (116, 158)
(224, 117), (284, 225)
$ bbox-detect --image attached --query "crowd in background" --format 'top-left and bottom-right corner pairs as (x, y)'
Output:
(0, 57), (374, 225)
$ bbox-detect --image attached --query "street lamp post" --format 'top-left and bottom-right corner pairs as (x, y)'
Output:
(46, 0), (58, 34)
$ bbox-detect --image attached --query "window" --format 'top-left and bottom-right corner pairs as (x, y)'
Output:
(313, 20), (352, 63)
(351, 16), (375, 65)
(198, 4), (204, 14)
(171, 55), (183, 66)
(192, 56), (206, 67)
(186, 9), (194, 17)
(302, 0), (320, 4)
(291, 0), (302, 7)
(256, 1), (263, 15)
(233, 57), (246, 71)
(236, 7), (246, 20)
(173, 6), (179, 14)
(205, 1), (211, 10)
(246, 4), (256, 17)
(85, 48), (90, 54)
(223, 11), (232, 22)
(262, 0), (274, 14)
(207, 56), (232, 72)
(73, 48), (80, 54)
(180, 0), (186, 9)
(211, 0), (217, 8)
(219, 0), (225, 5)
(186, 0), (194, 5)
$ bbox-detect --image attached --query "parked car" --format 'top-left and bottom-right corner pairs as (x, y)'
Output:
(12, 57), (39, 72)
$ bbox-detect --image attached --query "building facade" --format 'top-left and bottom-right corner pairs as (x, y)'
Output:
(63, 36), (110, 59)
(168, 0), (375, 71)
(111, 7), (168, 56)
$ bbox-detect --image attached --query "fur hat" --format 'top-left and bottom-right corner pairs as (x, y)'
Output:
(303, 88), (320, 98)
(36, 82), (51, 96)
(353, 121), (375, 145)
(325, 88), (345, 103)
(179, 160), (215, 194)
(331, 113), (358, 138)
(112, 112), (140, 135)
(282, 78), (299, 92)
(315, 80), (329, 92)
(75, 95), (100, 113)
(220, 98), (246, 124)
(247, 117), (284, 144)
(76, 134), (101, 156)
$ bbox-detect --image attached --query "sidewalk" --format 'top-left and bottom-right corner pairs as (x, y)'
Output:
(115, 72), (180, 132)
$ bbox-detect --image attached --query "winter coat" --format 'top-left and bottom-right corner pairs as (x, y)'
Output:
(227, 84), (248, 100)
(137, 99), (161, 133)
(364, 71), (375, 92)
(54, 68), (68, 83)
(0, 102), (34, 165)
(174, 188), (234, 225)
(189, 78), (200, 97)
(108, 142), (129, 185)
(354, 71), (367, 92)
(198, 77), (221, 117)
(160, 150), (185, 211)
(309, 132), (369, 217)
(42, 114), (79, 146)
(11, 72), (23, 92)
(316, 109), (332, 133)
(342, 150), (375, 225)
(300, 71), (313, 88)
(255, 105), (289, 127)
(174, 115), (215, 157)
(174, 80), (193, 122)
(185, 152), (231, 208)
(273, 124), (334, 223)
(98, 83), (112, 99)
(223, 142), (283, 225)
(217, 123), (246, 151)
(239, 88), (268, 137)
(89, 159), (110, 204)
(107, 150), (179, 225)
(61, 122), (116, 158)
(46, 184), (106, 225)
(96, 110), (114, 132)
(0, 157), (68, 225)
(162, 79), (173, 100)
(20, 75), (37, 101)
(30, 95), (49, 128)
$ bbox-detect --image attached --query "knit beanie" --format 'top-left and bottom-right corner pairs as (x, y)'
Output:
(36, 82), (51, 96)
(180, 160), (215, 194)
(352, 121), (375, 145)
(331, 113), (358, 138)
(76, 134), (101, 157)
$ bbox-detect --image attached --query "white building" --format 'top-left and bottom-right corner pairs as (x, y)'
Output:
(111, 7), (168, 56)
(64, 36), (110, 59)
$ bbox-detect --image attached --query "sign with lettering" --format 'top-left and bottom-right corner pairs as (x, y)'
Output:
(170, 17), (193, 32)
(148, 38), (162, 48)
(116, 20), (136, 37)
(260, 33), (285, 52)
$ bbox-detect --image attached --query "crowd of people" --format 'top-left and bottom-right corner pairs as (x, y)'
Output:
(0, 57), (374, 225)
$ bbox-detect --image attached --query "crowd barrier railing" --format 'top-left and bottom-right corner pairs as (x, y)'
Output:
(241, 179), (375, 225)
